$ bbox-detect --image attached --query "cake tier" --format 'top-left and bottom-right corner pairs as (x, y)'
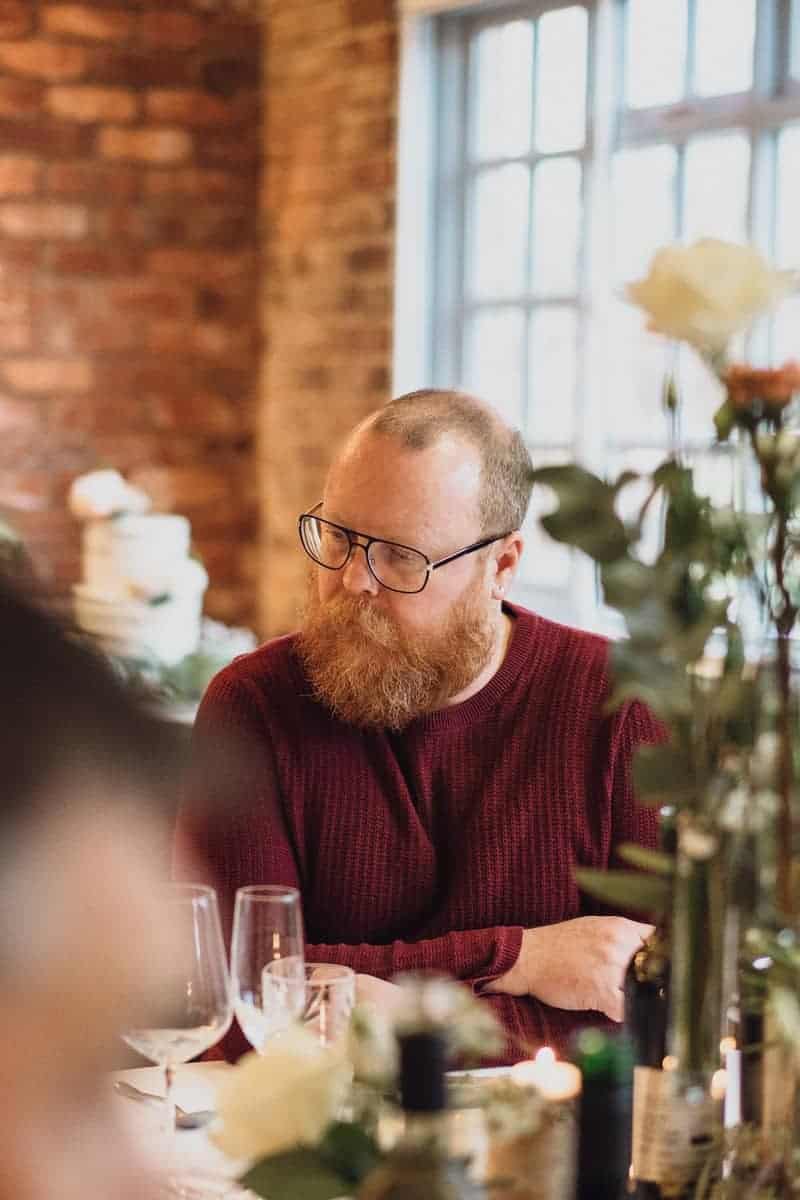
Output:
(73, 587), (204, 666)
(82, 514), (204, 599)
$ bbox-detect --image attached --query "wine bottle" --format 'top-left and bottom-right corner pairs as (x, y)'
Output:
(357, 1029), (485, 1200)
(624, 805), (675, 1199)
(572, 1029), (634, 1200)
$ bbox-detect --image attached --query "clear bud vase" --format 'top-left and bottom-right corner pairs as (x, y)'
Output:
(658, 811), (725, 1196)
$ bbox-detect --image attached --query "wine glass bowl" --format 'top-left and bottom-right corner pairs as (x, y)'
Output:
(264, 961), (356, 1047)
(121, 884), (233, 1119)
(230, 884), (305, 1052)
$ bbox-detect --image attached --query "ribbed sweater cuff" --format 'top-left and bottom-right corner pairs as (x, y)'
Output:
(472, 925), (524, 993)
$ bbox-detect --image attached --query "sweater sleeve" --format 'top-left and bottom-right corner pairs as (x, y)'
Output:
(580, 697), (663, 917)
(175, 673), (524, 987)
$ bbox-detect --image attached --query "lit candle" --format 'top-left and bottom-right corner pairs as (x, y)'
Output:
(511, 1047), (583, 1103)
(488, 1048), (579, 1200)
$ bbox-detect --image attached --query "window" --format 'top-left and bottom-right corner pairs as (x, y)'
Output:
(421, 0), (800, 631)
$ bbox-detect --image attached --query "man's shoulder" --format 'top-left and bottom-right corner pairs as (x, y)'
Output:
(509, 603), (611, 676)
(204, 632), (305, 703)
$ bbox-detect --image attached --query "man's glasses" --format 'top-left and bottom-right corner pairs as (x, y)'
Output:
(298, 503), (510, 595)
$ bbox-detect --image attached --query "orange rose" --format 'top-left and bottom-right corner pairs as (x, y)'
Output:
(724, 360), (800, 413)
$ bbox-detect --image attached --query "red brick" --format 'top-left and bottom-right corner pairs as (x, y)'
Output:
(46, 161), (139, 200)
(88, 46), (199, 88)
(3, 358), (92, 393)
(348, 0), (395, 23)
(107, 280), (193, 320)
(140, 10), (205, 49)
(0, 117), (90, 157)
(0, 0), (34, 39)
(0, 202), (88, 239)
(47, 85), (138, 123)
(149, 390), (242, 436)
(49, 244), (142, 275)
(42, 5), (136, 42)
(0, 40), (89, 82)
(0, 396), (41, 439)
(43, 307), (141, 353)
(147, 248), (251, 281)
(145, 88), (243, 127)
(0, 239), (43, 277)
(0, 155), (40, 197)
(0, 77), (43, 117)
(346, 243), (390, 272)
(143, 166), (256, 200)
(98, 126), (192, 164)
(196, 128), (260, 167)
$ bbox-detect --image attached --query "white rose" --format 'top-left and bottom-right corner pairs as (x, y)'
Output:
(626, 239), (797, 352)
(213, 1027), (352, 1162)
(68, 469), (151, 521)
(347, 1003), (397, 1085)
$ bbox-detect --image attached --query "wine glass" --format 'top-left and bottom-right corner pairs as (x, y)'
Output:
(121, 884), (233, 1132)
(263, 961), (356, 1047)
(230, 884), (305, 1052)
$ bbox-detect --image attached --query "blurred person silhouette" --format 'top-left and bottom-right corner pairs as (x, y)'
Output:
(0, 571), (184, 1200)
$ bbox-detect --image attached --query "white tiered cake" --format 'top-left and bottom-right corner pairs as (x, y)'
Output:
(70, 471), (209, 666)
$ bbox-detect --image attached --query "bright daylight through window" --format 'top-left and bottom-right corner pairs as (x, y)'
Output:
(424, 0), (800, 631)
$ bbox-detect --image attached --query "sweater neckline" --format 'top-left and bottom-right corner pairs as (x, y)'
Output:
(408, 602), (540, 734)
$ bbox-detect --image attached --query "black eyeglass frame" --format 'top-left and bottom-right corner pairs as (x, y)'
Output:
(298, 502), (512, 595)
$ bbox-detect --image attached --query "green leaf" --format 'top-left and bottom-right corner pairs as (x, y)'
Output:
(713, 399), (735, 442)
(319, 1122), (381, 1183)
(531, 464), (631, 564)
(632, 743), (696, 807)
(617, 843), (674, 875)
(574, 868), (671, 917)
(601, 559), (656, 610)
(541, 508), (630, 563)
(240, 1149), (351, 1200)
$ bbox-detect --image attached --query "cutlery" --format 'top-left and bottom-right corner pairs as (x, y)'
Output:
(113, 1079), (215, 1129)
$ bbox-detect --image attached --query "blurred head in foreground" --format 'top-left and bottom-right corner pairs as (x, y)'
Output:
(0, 573), (179, 1200)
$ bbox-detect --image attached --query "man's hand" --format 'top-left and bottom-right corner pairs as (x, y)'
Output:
(355, 973), (406, 1017)
(484, 916), (653, 1022)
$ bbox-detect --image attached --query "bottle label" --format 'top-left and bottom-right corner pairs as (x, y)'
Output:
(632, 1067), (715, 1187)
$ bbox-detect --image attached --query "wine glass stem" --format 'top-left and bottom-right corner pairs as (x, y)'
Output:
(162, 1063), (177, 1142)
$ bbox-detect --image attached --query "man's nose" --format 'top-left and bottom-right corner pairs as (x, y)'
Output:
(341, 540), (379, 595)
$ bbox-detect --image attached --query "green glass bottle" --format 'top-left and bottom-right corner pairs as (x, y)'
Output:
(357, 1030), (485, 1200)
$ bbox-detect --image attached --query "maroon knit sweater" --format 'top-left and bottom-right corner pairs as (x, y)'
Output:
(175, 603), (660, 1063)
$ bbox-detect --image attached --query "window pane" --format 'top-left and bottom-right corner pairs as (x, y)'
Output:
(531, 157), (582, 296)
(612, 144), (678, 285)
(467, 164), (531, 299)
(607, 448), (666, 566)
(792, 0), (800, 80)
(625, 0), (688, 109)
(534, 6), (587, 154)
(694, 0), (756, 96)
(462, 308), (525, 429)
(676, 342), (726, 442)
(684, 133), (750, 244)
(608, 300), (673, 445)
(776, 125), (800, 268)
(773, 295), (800, 365)
(470, 20), (534, 160)
(524, 448), (574, 589)
(528, 306), (578, 443)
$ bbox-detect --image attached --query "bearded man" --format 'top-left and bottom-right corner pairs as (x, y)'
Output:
(176, 389), (659, 1063)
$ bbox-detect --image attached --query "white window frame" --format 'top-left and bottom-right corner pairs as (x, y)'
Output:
(393, 0), (800, 633)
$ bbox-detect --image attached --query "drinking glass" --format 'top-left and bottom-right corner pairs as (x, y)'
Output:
(263, 961), (356, 1047)
(230, 884), (305, 1052)
(121, 883), (233, 1129)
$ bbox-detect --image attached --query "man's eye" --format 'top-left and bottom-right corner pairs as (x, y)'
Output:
(324, 528), (349, 545)
(387, 546), (416, 564)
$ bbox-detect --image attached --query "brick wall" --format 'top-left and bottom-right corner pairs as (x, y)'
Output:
(260, 0), (398, 634)
(0, 1), (261, 628)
